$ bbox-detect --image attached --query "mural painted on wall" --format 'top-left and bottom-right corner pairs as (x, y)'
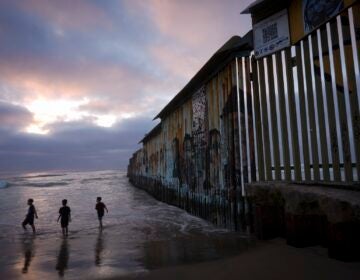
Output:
(192, 86), (208, 192)
(192, 86), (208, 140)
(207, 129), (221, 190)
(303, 0), (344, 33)
(222, 85), (239, 190)
(182, 134), (195, 190)
(172, 137), (180, 181)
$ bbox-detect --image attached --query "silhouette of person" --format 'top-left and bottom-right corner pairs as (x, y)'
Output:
(95, 231), (104, 266)
(55, 238), (69, 277)
(22, 198), (38, 234)
(95, 197), (108, 229)
(21, 235), (35, 274)
(57, 199), (71, 236)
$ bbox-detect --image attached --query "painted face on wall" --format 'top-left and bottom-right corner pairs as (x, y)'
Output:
(304, 0), (344, 32)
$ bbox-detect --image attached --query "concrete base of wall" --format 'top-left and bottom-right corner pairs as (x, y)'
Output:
(246, 182), (360, 262)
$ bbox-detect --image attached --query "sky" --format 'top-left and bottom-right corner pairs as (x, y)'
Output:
(0, 0), (252, 173)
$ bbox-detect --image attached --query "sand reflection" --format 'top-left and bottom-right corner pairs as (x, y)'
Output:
(55, 238), (70, 277)
(21, 234), (36, 274)
(95, 231), (104, 266)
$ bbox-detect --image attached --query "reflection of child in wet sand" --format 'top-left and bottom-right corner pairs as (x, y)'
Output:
(95, 197), (108, 229)
(22, 235), (35, 274)
(22, 199), (38, 234)
(56, 238), (69, 277)
(57, 199), (71, 236)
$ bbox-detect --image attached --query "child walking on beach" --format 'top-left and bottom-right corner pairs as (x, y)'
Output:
(22, 198), (38, 234)
(58, 199), (71, 236)
(95, 197), (108, 229)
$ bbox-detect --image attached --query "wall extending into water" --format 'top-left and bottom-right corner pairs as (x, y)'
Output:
(128, 52), (250, 231)
(128, 3), (360, 238)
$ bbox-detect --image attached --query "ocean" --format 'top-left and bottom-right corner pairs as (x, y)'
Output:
(0, 170), (252, 279)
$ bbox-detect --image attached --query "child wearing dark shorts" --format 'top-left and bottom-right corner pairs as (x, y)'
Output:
(95, 197), (108, 229)
(22, 198), (38, 233)
(58, 199), (71, 236)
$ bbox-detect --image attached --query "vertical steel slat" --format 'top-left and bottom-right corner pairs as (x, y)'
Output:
(295, 44), (311, 181)
(320, 25), (341, 181)
(285, 48), (302, 180)
(303, 37), (321, 181)
(251, 57), (265, 181)
(312, 30), (331, 181)
(245, 57), (257, 182)
(236, 58), (247, 193)
(330, 19), (353, 181)
(275, 51), (291, 181)
(341, 13), (360, 181)
(258, 58), (273, 180)
(242, 57), (251, 183)
(266, 55), (281, 180)
(350, 5), (360, 113)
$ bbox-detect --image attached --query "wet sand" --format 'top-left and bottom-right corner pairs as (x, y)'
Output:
(109, 238), (360, 280)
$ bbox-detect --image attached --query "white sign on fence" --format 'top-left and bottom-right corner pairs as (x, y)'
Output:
(253, 9), (290, 58)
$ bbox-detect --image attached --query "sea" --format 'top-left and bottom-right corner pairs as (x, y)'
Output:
(0, 170), (253, 279)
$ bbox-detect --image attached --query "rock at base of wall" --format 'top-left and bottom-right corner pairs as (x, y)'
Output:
(246, 182), (360, 262)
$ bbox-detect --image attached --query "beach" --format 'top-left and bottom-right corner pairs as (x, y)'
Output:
(0, 170), (359, 280)
(0, 170), (253, 279)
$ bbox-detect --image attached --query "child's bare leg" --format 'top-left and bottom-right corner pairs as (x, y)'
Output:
(22, 222), (27, 230)
(65, 227), (68, 236)
(30, 225), (36, 234)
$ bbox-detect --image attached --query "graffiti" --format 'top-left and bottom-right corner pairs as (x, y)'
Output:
(303, 0), (343, 33)
(192, 86), (208, 192)
(127, 62), (248, 231)
(182, 134), (195, 189)
(208, 129), (221, 189)
(192, 86), (208, 139)
(172, 138), (180, 180)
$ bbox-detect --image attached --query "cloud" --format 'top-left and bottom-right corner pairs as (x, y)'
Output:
(0, 113), (157, 172)
(125, 0), (253, 93)
(0, 101), (33, 131)
(16, 0), (113, 32)
(0, 0), (253, 172)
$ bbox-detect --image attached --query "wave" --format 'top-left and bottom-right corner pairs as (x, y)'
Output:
(10, 182), (70, 188)
(80, 177), (112, 183)
(20, 173), (67, 179)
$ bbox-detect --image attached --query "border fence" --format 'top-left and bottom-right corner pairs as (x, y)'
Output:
(239, 6), (359, 185)
(128, 4), (360, 231)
